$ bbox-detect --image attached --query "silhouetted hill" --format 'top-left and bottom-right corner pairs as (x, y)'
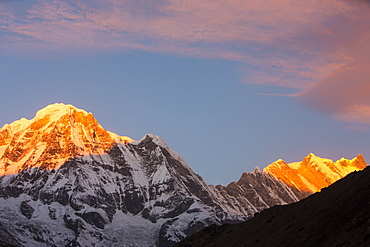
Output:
(175, 166), (370, 247)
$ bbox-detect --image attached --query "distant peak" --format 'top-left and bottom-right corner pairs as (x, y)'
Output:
(303, 153), (332, 164)
(305, 153), (320, 160)
(262, 159), (287, 173)
(35, 103), (89, 119)
(355, 154), (365, 162)
(39, 103), (79, 112)
(43, 103), (77, 110)
(140, 134), (169, 149)
(271, 159), (286, 165)
(264, 154), (367, 194)
(253, 166), (261, 173)
(1, 103), (134, 144)
(304, 153), (319, 160)
(352, 154), (364, 161)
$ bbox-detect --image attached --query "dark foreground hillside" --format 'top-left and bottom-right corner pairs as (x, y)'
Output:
(176, 166), (370, 247)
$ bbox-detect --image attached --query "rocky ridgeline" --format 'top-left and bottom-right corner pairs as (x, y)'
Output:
(0, 104), (366, 247)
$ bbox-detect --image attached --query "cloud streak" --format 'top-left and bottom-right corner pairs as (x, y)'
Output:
(299, 2), (370, 125)
(1, 0), (370, 125)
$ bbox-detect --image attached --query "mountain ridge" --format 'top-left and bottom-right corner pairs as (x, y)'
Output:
(175, 166), (370, 247)
(0, 103), (367, 247)
(263, 152), (366, 193)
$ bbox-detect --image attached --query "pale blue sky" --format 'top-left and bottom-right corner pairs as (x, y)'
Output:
(1, 0), (369, 184)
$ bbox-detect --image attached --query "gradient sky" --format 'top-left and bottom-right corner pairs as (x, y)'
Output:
(1, 0), (370, 185)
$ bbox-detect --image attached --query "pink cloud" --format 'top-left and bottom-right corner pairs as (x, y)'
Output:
(335, 105), (370, 125)
(0, 0), (358, 54)
(299, 4), (370, 126)
(1, 0), (370, 126)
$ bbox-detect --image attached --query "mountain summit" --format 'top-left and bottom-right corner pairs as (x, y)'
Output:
(0, 103), (133, 176)
(0, 104), (241, 246)
(263, 153), (366, 193)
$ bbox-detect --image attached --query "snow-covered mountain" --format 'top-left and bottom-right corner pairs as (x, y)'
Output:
(176, 166), (370, 247)
(212, 167), (309, 217)
(263, 153), (367, 193)
(0, 103), (133, 176)
(0, 104), (367, 247)
(210, 153), (367, 218)
(0, 104), (241, 246)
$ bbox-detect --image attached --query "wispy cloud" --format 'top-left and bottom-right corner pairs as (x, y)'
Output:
(299, 2), (370, 126)
(1, 0), (370, 125)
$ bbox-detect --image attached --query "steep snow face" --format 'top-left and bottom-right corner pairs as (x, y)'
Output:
(0, 103), (133, 176)
(263, 153), (367, 193)
(0, 134), (241, 247)
(0, 104), (244, 247)
(213, 166), (310, 217)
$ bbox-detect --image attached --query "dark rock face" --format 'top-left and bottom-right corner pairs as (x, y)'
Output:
(20, 201), (34, 219)
(64, 214), (86, 234)
(0, 222), (21, 247)
(163, 197), (194, 219)
(77, 211), (107, 229)
(212, 167), (308, 217)
(159, 218), (180, 247)
(175, 167), (370, 247)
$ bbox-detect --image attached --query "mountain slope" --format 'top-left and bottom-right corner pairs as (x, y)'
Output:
(0, 104), (243, 247)
(0, 103), (133, 176)
(175, 166), (370, 247)
(212, 167), (309, 217)
(212, 153), (367, 217)
(0, 134), (241, 247)
(0, 103), (367, 246)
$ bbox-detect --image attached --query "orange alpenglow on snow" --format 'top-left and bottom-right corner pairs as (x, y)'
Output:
(0, 103), (134, 176)
(263, 153), (367, 193)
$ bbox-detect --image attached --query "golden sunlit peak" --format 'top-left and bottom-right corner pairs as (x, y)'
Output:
(35, 103), (89, 119)
(1, 103), (93, 134)
(0, 103), (135, 176)
(32, 103), (135, 143)
(307, 152), (316, 157)
(263, 154), (367, 194)
(267, 159), (287, 167)
(275, 159), (285, 163)
(0, 102), (136, 146)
